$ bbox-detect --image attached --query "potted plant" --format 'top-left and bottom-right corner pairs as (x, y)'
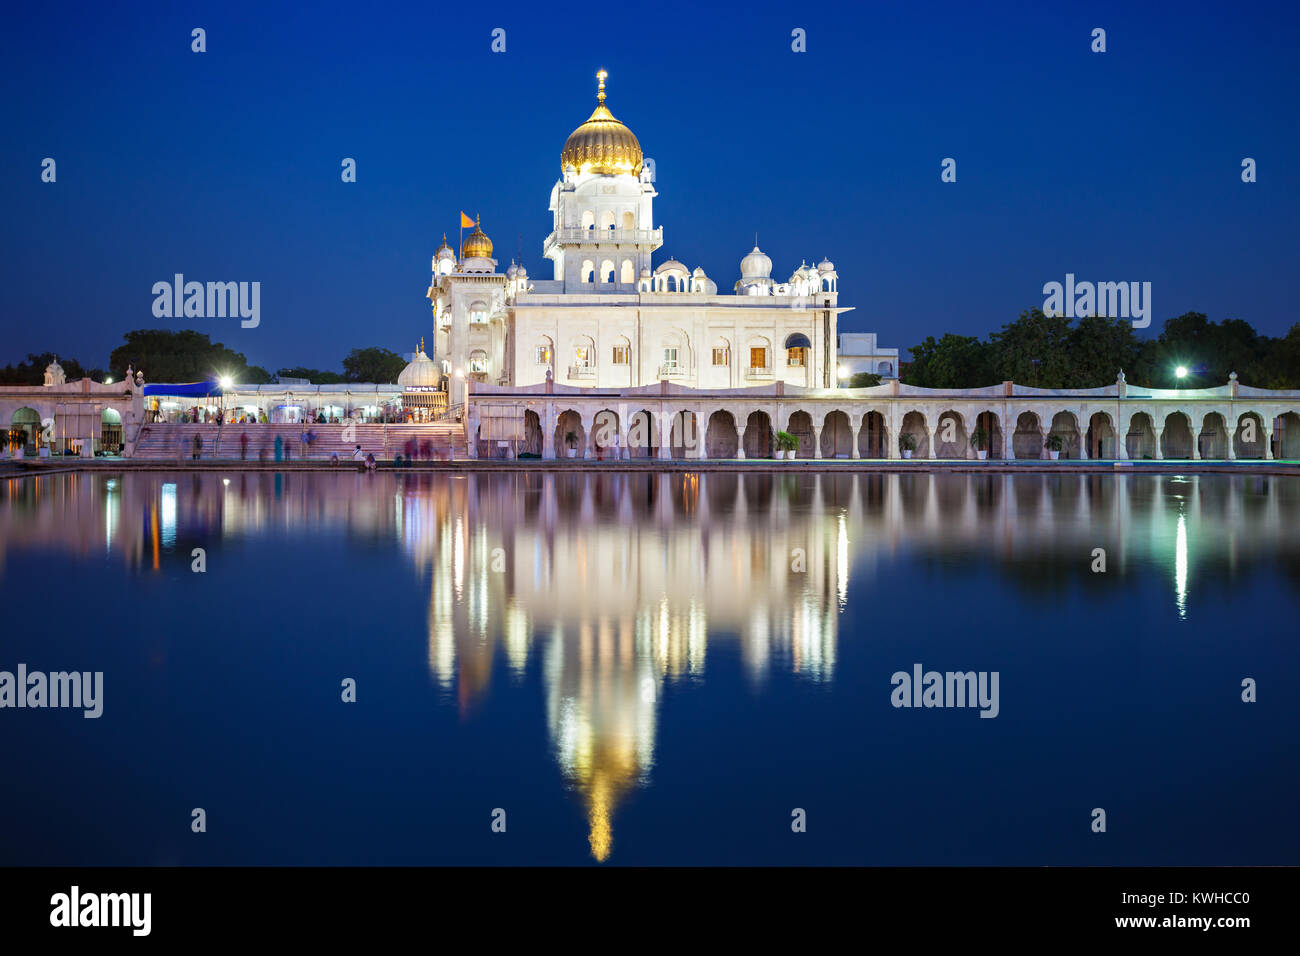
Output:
(899, 432), (917, 459)
(1043, 433), (1064, 460)
(775, 431), (798, 460)
(565, 431), (578, 458)
(970, 425), (990, 460)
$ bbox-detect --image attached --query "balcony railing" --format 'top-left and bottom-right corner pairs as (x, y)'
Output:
(568, 365), (596, 379)
(658, 364), (687, 378)
(745, 366), (773, 379)
(549, 227), (663, 245)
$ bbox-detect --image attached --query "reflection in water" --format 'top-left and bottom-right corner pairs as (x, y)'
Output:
(3, 470), (1298, 859)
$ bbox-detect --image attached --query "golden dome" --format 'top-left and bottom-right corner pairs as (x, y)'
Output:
(461, 217), (493, 259)
(560, 70), (643, 176)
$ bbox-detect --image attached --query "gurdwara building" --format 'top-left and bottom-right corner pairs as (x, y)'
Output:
(426, 72), (855, 407)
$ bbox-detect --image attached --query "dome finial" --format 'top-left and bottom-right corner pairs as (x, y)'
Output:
(597, 69), (607, 104)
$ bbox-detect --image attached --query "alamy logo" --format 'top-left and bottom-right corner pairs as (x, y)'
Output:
(890, 663), (999, 718)
(50, 886), (151, 936)
(1042, 273), (1151, 329)
(152, 274), (260, 328)
(0, 664), (102, 718)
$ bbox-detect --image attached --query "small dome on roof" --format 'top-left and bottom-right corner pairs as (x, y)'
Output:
(398, 344), (441, 389)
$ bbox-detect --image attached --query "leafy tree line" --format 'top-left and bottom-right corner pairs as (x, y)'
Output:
(902, 311), (1300, 390)
(0, 331), (409, 386)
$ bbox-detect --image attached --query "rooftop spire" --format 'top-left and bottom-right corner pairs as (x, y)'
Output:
(597, 69), (607, 105)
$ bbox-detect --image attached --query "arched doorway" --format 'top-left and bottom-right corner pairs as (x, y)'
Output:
(820, 411), (853, 458)
(706, 411), (738, 458)
(10, 408), (40, 455)
(591, 409), (620, 460)
(101, 408), (123, 455)
(554, 409), (586, 459)
(974, 411), (1002, 459)
(1198, 412), (1229, 460)
(1086, 412), (1116, 459)
(743, 411), (774, 458)
(900, 411), (929, 458)
(1278, 412), (1300, 459)
(670, 410), (698, 459)
(858, 411), (887, 458)
(523, 410), (542, 456)
(1049, 411), (1082, 459)
(787, 411), (814, 458)
(627, 410), (656, 458)
(1161, 412), (1193, 459)
(934, 410), (967, 459)
(1233, 412), (1266, 459)
(1126, 413), (1157, 459)
(1012, 412), (1041, 459)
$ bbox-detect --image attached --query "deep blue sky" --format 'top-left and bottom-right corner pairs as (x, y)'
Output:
(2, 0), (1297, 372)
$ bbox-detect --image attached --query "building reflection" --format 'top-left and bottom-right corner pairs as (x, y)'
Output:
(2, 469), (1298, 858)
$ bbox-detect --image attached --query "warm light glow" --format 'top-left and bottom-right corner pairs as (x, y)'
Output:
(104, 377), (113, 384)
(838, 365), (848, 379)
(219, 375), (233, 388)
(1175, 366), (1188, 379)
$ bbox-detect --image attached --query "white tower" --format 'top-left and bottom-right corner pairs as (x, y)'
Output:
(543, 71), (661, 290)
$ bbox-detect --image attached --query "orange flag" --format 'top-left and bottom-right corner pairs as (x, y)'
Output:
(460, 211), (475, 229)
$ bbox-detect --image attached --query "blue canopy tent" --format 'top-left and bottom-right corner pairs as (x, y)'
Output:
(141, 381), (224, 397)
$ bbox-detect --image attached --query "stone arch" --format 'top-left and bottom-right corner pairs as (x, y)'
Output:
(581, 210), (596, 230)
(900, 410), (929, 458)
(580, 259), (594, 283)
(627, 409), (657, 458)
(1086, 411), (1117, 459)
(1011, 411), (1042, 459)
(1233, 411), (1267, 459)
(670, 410), (698, 459)
(621, 210), (635, 230)
(706, 410), (739, 458)
(787, 410), (815, 458)
(1161, 411), (1194, 459)
(1049, 411), (1082, 459)
(1278, 411), (1300, 459)
(973, 410), (1002, 459)
(1198, 411), (1230, 460)
(600, 210), (616, 231)
(591, 409), (620, 460)
(523, 410), (542, 456)
(934, 409), (968, 459)
(820, 410), (853, 458)
(743, 410), (774, 459)
(877, 361), (893, 376)
(620, 259), (634, 284)
(554, 409), (586, 458)
(858, 410), (887, 457)
(1127, 412), (1157, 459)
(600, 259), (615, 283)
(9, 407), (40, 455)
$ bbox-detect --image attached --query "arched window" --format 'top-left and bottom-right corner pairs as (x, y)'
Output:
(581, 210), (595, 231)
(785, 333), (811, 367)
(620, 259), (635, 284)
(534, 337), (553, 366)
(877, 361), (893, 376)
(468, 350), (488, 373)
(667, 275), (677, 292)
(600, 210), (616, 231)
(469, 300), (488, 324)
(600, 259), (615, 283)
(580, 260), (594, 283)
(621, 210), (635, 230)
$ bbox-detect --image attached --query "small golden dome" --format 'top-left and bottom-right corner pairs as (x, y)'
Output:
(560, 70), (642, 176)
(461, 217), (493, 259)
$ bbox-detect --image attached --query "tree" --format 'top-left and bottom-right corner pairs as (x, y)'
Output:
(846, 371), (882, 388)
(988, 309), (1073, 387)
(276, 367), (346, 384)
(0, 352), (105, 385)
(343, 347), (407, 384)
(1066, 315), (1144, 387)
(904, 334), (994, 388)
(1133, 312), (1269, 388)
(108, 330), (272, 384)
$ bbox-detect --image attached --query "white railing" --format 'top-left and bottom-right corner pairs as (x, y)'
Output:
(549, 227), (663, 244)
(745, 366), (773, 379)
(568, 365), (596, 379)
(659, 364), (687, 378)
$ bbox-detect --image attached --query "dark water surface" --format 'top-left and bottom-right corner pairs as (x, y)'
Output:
(1, 470), (1297, 865)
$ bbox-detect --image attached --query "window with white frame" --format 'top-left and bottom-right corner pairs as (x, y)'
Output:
(663, 347), (679, 368)
(612, 345), (629, 365)
(534, 346), (552, 365)
(574, 346), (592, 367)
(712, 347), (729, 366)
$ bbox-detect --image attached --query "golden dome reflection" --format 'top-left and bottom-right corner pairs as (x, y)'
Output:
(560, 70), (643, 177)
